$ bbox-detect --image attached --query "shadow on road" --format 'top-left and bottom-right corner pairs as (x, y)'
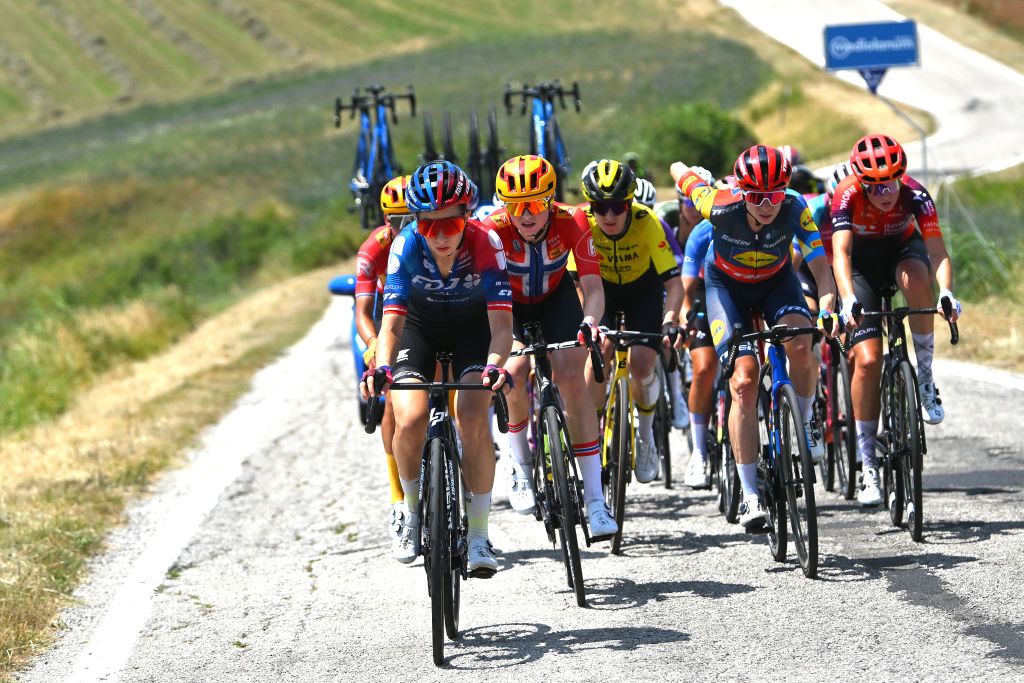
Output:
(445, 622), (689, 669)
(615, 530), (750, 559)
(583, 576), (755, 611)
(921, 519), (1024, 545)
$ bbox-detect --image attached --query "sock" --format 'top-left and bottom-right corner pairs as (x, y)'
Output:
(668, 371), (687, 420)
(738, 462), (760, 499)
(386, 453), (404, 505)
(912, 333), (935, 385)
(797, 392), (814, 423)
(574, 440), (603, 503)
(506, 418), (532, 469)
(467, 491), (492, 539)
(856, 420), (879, 470)
(636, 403), (656, 444)
(400, 477), (419, 515)
(639, 370), (661, 407)
(690, 413), (708, 460)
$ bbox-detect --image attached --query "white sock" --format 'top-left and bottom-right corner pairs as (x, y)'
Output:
(505, 418), (532, 469)
(467, 491), (491, 539)
(577, 455), (604, 504)
(690, 413), (708, 460)
(668, 371), (687, 416)
(738, 462), (760, 499)
(797, 392), (814, 423)
(856, 420), (879, 470)
(400, 477), (419, 515)
(912, 333), (935, 385)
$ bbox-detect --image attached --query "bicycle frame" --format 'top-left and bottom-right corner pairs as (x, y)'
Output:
(875, 295), (929, 463)
(758, 342), (795, 469)
(350, 105), (373, 193)
(602, 340), (635, 471)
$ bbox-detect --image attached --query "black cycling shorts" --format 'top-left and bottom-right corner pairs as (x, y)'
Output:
(797, 259), (818, 303)
(513, 275), (584, 345)
(393, 313), (491, 382)
(601, 267), (665, 351)
(848, 232), (931, 347)
(687, 283), (714, 350)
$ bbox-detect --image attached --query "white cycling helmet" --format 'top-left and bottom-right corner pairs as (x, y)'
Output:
(634, 178), (658, 208)
(827, 161), (852, 197)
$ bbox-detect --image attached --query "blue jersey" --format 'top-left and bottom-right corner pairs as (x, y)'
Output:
(383, 220), (513, 322)
(683, 219), (713, 280)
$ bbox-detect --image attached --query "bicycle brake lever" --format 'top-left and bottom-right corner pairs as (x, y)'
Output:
(940, 296), (960, 345)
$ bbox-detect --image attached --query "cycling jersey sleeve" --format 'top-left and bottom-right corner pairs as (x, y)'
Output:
(829, 175), (859, 233)
(660, 216), (685, 267)
(790, 192), (826, 264)
(355, 225), (390, 298)
(902, 176), (943, 239)
(642, 212), (681, 281)
(480, 227), (514, 313)
(682, 220), (713, 279)
(676, 170), (742, 220)
(382, 230), (414, 316)
(568, 206), (600, 278)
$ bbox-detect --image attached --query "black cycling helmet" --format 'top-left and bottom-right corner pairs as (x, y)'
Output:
(581, 159), (637, 202)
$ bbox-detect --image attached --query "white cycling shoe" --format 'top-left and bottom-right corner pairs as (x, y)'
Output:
(739, 493), (768, 531)
(506, 463), (536, 515)
(859, 467), (883, 506)
(392, 511), (420, 564)
(634, 437), (660, 483)
(388, 502), (405, 543)
(805, 420), (825, 464)
(919, 382), (945, 425)
(586, 499), (619, 539)
(467, 536), (498, 577)
(684, 451), (711, 489)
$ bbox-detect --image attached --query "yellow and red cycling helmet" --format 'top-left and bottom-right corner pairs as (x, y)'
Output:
(495, 155), (556, 217)
(380, 175), (412, 216)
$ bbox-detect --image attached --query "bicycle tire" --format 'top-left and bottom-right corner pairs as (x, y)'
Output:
(814, 388), (834, 493)
(427, 438), (447, 666)
(443, 439), (462, 639)
(422, 112), (438, 162)
(653, 363), (672, 490)
(722, 439), (740, 523)
(896, 361), (924, 541)
(760, 388), (787, 561)
(544, 115), (566, 202)
(546, 407), (586, 606)
(832, 356), (858, 500)
(605, 377), (630, 555)
(780, 384), (818, 578)
(881, 359), (905, 527)
(467, 110), (482, 192)
(441, 111), (457, 163)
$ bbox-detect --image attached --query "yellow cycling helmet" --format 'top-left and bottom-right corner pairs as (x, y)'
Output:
(380, 175), (412, 216)
(495, 155), (557, 203)
(581, 159), (636, 202)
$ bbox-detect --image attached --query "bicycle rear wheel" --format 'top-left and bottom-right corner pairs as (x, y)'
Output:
(426, 438), (448, 666)
(544, 115), (566, 202)
(467, 110), (482, 192)
(832, 355), (858, 500)
(653, 363), (672, 489)
(441, 111), (457, 163)
(895, 361), (924, 541)
(422, 112), (438, 162)
(760, 388), (787, 561)
(881, 362), (905, 527)
(780, 384), (818, 578)
(604, 377), (630, 555)
(546, 407), (586, 606)
(814, 388), (834, 493)
(484, 106), (501, 199)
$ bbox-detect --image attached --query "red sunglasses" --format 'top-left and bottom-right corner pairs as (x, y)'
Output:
(591, 200), (631, 216)
(743, 190), (787, 207)
(416, 214), (467, 238)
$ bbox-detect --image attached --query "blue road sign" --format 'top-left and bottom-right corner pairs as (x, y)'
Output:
(824, 21), (919, 71)
(859, 68), (887, 94)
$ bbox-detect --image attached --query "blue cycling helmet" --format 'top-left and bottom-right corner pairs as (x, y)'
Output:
(406, 160), (474, 213)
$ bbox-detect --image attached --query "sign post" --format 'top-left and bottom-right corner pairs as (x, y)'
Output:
(823, 20), (929, 183)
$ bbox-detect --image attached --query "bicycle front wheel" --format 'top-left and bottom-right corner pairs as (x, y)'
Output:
(604, 377), (630, 555)
(832, 355), (858, 500)
(780, 384), (818, 578)
(546, 407), (586, 606)
(895, 361), (924, 541)
(426, 438), (448, 665)
(760, 387), (787, 561)
(653, 363), (672, 489)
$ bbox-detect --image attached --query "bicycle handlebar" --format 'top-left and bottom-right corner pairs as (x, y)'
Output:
(853, 300), (959, 346)
(721, 323), (827, 380)
(334, 85), (416, 129)
(363, 370), (508, 435)
(503, 80), (582, 115)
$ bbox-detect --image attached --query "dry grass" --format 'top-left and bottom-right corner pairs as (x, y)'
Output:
(890, 0), (1024, 73)
(0, 264), (339, 677)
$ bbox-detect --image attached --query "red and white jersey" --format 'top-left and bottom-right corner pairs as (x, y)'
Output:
(482, 203), (599, 304)
(355, 224), (394, 298)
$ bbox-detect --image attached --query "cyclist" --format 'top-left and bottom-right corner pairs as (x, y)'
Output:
(354, 175), (413, 550)
(482, 155), (618, 537)
(671, 145), (837, 530)
(831, 134), (962, 506)
(580, 159), (684, 484)
(361, 161), (514, 576)
(793, 163), (851, 314)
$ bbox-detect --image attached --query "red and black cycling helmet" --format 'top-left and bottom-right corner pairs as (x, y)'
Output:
(733, 145), (791, 192)
(849, 134), (907, 184)
(406, 160), (474, 213)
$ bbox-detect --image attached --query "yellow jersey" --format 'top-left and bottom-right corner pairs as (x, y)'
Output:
(571, 203), (681, 285)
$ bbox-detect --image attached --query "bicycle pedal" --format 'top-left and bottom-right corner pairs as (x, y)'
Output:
(469, 567), (496, 580)
(589, 532), (615, 543)
(744, 521), (770, 535)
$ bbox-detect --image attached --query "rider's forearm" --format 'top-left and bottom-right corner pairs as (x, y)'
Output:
(663, 277), (683, 324)
(579, 274), (605, 324)
(681, 276), (698, 316)
(926, 236), (954, 292)
(354, 296), (378, 346)
(375, 314), (404, 369)
(831, 234), (856, 301)
(485, 310), (513, 367)
(808, 257), (837, 313)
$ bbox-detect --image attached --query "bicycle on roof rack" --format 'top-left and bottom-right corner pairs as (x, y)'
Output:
(504, 80), (580, 202)
(334, 84), (416, 230)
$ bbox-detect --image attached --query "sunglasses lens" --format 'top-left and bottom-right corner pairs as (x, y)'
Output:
(592, 201), (629, 216)
(744, 191), (786, 206)
(864, 180), (899, 195)
(507, 199), (550, 217)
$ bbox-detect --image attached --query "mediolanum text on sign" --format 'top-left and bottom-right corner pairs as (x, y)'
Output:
(823, 20), (919, 71)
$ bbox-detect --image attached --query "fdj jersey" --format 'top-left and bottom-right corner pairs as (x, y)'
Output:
(383, 221), (513, 322)
(584, 203), (681, 284)
(676, 173), (824, 282)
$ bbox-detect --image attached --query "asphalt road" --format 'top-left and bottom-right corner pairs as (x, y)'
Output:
(21, 298), (1024, 681)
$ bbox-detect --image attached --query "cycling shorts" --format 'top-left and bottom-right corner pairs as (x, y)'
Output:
(848, 232), (931, 347)
(393, 313), (490, 382)
(797, 259), (818, 304)
(687, 283), (714, 351)
(512, 275), (584, 345)
(706, 264), (810, 363)
(601, 267), (665, 351)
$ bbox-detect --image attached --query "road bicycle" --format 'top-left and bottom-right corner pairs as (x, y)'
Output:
(466, 106), (503, 201)
(652, 330), (685, 490)
(365, 358), (509, 666)
(856, 290), (959, 542)
(334, 84), (416, 230)
(504, 80), (580, 202)
(722, 322), (843, 578)
(813, 331), (857, 499)
(510, 322), (604, 607)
